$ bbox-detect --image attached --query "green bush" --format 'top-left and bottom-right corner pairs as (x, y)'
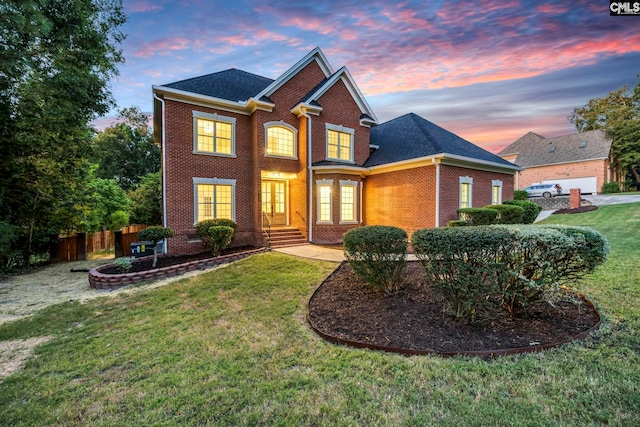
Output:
(114, 256), (134, 273)
(446, 220), (468, 227)
(503, 200), (542, 224)
(484, 204), (524, 224)
(601, 182), (621, 193)
(343, 225), (407, 295)
(202, 226), (235, 256)
(137, 226), (174, 268)
(457, 208), (498, 226)
(412, 225), (609, 321)
(196, 219), (238, 247)
(513, 189), (528, 200)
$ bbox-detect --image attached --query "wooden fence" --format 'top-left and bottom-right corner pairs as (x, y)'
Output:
(53, 225), (146, 262)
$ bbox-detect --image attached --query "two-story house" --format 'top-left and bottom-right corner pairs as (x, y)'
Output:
(152, 47), (521, 254)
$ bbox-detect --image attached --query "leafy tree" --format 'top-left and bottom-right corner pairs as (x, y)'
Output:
(85, 177), (132, 233)
(569, 78), (640, 187)
(93, 107), (160, 191)
(129, 172), (162, 225)
(137, 226), (174, 268)
(0, 0), (126, 267)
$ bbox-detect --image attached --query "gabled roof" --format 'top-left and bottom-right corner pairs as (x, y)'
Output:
(498, 129), (612, 167)
(365, 113), (519, 170)
(162, 69), (274, 103)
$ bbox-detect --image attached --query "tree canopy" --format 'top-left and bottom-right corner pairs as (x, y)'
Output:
(0, 0), (126, 266)
(569, 77), (640, 187)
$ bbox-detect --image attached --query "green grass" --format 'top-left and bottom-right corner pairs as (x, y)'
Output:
(1, 204), (639, 426)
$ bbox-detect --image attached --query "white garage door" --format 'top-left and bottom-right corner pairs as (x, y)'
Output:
(542, 177), (598, 195)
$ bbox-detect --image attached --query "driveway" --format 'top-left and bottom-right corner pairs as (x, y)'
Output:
(582, 194), (640, 206)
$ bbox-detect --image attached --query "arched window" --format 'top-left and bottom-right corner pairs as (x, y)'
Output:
(265, 123), (297, 158)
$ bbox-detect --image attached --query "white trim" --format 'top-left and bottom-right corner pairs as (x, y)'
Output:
(264, 121), (298, 159)
(192, 111), (237, 157)
(192, 178), (237, 225)
(339, 180), (358, 224)
(433, 158), (440, 227)
(459, 176), (473, 209)
(316, 179), (333, 225)
(325, 123), (355, 163)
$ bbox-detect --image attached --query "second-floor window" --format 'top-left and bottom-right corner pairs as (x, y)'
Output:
(265, 122), (297, 158)
(193, 111), (236, 156)
(326, 124), (354, 162)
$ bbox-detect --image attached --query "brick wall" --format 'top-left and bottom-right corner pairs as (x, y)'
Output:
(516, 159), (609, 192)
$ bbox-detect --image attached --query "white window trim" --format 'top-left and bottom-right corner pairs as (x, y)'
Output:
(459, 176), (473, 209)
(264, 121), (298, 160)
(192, 111), (237, 157)
(492, 180), (503, 205)
(325, 123), (355, 163)
(193, 177), (237, 225)
(339, 180), (358, 224)
(316, 179), (333, 225)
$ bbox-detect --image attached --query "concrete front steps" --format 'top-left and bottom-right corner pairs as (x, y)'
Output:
(265, 227), (307, 248)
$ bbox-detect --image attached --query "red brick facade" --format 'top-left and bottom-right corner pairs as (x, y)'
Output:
(514, 159), (611, 192)
(155, 50), (516, 253)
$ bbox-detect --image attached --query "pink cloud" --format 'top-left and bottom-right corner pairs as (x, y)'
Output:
(126, 0), (163, 13)
(134, 37), (191, 58)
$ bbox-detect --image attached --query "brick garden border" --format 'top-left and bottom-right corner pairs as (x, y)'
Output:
(89, 248), (267, 289)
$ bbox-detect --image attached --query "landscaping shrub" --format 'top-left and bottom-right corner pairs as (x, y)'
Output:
(457, 208), (498, 225)
(114, 257), (134, 273)
(446, 220), (468, 227)
(343, 225), (407, 295)
(484, 204), (524, 224)
(412, 227), (510, 320)
(503, 200), (542, 224)
(601, 182), (621, 193)
(513, 189), (528, 200)
(202, 226), (235, 256)
(196, 219), (238, 247)
(412, 225), (609, 321)
(137, 226), (174, 268)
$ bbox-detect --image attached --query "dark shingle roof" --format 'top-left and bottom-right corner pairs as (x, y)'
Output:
(365, 113), (517, 168)
(498, 129), (611, 167)
(163, 69), (274, 102)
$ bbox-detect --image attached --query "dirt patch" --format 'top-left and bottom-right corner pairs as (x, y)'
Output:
(0, 336), (52, 383)
(308, 262), (600, 355)
(553, 206), (599, 215)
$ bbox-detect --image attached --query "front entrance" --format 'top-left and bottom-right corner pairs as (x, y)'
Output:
(261, 180), (287, 226)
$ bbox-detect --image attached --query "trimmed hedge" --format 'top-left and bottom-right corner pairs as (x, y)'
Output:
(457, 208), (498, 226)
(513, 189), (528, 200)
(343, 225), (407, 294)
(483, 204), (524, 224)
(196, 219), (238, 248)
(446, 220), (468, 227)
(411, 225), (609, 320)
(203, 226), (235, 256)
(503, 200), (542, 224)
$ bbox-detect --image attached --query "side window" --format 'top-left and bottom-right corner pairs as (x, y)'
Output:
(265, 122), (297, 158)
(193, 111), (236, 156)
(326, 124), (354, 162)
(340, 180), (358, 224)
(316, 179), (333, 224)
(459, 176), (473, 209)
(492, 180), (503, 205)
(193, 178), (236, 224)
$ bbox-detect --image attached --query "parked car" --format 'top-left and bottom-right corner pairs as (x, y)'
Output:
(523, 183), (562, 198)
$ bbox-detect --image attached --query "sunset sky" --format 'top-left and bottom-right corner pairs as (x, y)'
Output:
(108, 0), (640, 153)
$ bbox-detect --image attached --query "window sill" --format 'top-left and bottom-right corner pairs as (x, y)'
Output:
(265, 154), (298, 160)
(193, 151), (236, 158)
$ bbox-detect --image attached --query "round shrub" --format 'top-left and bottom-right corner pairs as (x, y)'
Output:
(203, 225), (235, 256)
(601, 182), (621, 194)
(343, 225), (407, 294)
(484, 205), (524, 224)
(513, 189), (528, 200)
(503, 200), (542, 224)
(457, 208), (498, 226)
(137, 226), (174, 268)
(196, 219), (238, 248)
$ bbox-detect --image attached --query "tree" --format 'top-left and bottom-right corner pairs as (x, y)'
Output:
(137, 226), (174, 268)
(93, 107), (160, 191)
(0, 0), (126, 267)
(569, 78), (640, 187)
(129, 172), (162, 225)
(85, 176), (132, 233)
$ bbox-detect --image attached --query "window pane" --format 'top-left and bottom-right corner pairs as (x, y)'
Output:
(216, 122), (232, 154)
(460, 183), (470, 208)
(327, 129), (352, 161)
(341, 186), (355, 222)
(196, 118), (232, 154)
(215, 185), (232, 219)
(197, 119), (214, 152)
(267, 126), (294, 157)
(197, 184), (214, 222)
(319, 185), (331, 222)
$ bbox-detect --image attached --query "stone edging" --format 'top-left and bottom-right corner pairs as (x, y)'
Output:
(89, 248), (267, 289)
(307, 262), (601, 359)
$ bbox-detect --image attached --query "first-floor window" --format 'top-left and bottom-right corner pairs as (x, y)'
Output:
(193, 178), (236, 224)
(340, 180), (358, 223)
(492, 180), (503, 205)
(316, 179), (333, 224)
(459, 176), (473, 209)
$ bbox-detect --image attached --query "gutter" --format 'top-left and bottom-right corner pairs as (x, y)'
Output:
(153, 93), (168, 252)
(433, 158), (440, 227)
(299, 107), (313, 243)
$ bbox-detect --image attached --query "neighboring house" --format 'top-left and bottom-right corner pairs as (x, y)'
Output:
(498, 130), (615, 194)
(152, 47), (521, 253)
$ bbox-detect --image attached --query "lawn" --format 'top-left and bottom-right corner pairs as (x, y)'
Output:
(1, 203), (639, 426)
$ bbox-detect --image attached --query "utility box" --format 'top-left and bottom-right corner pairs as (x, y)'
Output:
(130, 241), (164, 258)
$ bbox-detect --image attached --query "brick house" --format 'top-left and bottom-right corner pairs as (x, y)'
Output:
(498, 130), (615, 194)
(152, 47), (520, 253)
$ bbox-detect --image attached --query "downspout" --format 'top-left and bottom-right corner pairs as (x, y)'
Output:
(153, 93), (168, 250)
(433, 158), (440, 227)
(300, 108), (313, 243)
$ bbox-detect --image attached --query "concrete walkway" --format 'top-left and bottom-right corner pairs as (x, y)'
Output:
(274, 245), (345, 262)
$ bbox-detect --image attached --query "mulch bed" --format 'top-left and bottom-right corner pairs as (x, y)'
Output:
(308, 262), (600, 354)
(99, 246), (256, 274)
(553, 205), (598, 215)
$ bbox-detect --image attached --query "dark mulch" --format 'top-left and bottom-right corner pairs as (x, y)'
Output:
(99, 246), (256, 275)
(553, 205), (598, 215)
(308, 262), (600, 353)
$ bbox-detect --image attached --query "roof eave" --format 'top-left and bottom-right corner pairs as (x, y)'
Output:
(153, 85), (253, 115)
(367, 153), (523, 175)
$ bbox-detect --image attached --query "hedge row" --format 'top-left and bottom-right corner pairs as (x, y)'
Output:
(456, 200), (542, 226)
